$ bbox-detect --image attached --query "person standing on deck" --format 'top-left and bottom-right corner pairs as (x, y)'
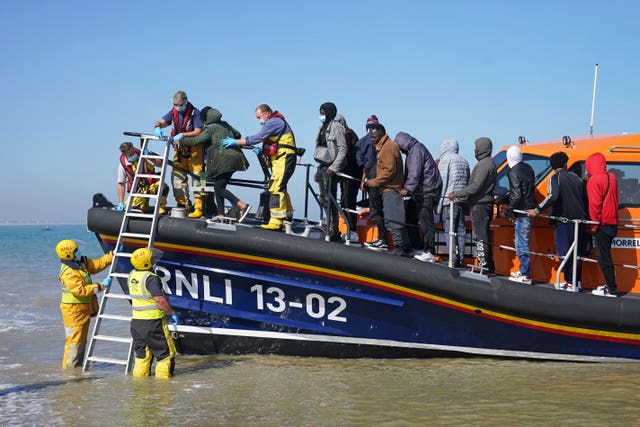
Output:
(153, 91), (204, 216)
(364, 124), (410, 256)
(56, 239), (112, 368)
(448, 137), (497, 274)
(395, 132), (442, 262)
(220, 104), (297, 230)
(358, 115), (389, 251)
(128, 248), (179, 378)
(527, 151), (588, 291)
(437, 138), (470, 268)
(504, 146), (536, 284)
(585, 152), (619, 297)
(313, 102), (348, 242)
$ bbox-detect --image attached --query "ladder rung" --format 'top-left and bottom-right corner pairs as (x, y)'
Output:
(93, 334), (132, 343)
(114, 251), (133, 258)
(141, 154), (164, 161)
(129, 193), (158, 199)
(120, 232), (151, 239)
(126, 212), (155, 219)
(136, 173), (160, 179)
(100, 314), (132, 321)
(104, 293), (132, 300)
(86, 356), (129, 365)
(109, 272), (129, 279)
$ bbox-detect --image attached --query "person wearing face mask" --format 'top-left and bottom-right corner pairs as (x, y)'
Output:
(116, 141), (168, 213)
(153, 91), (203, 216)
(312, 102), (348, 242)
(220, 104), (297, 230)
(56, 239), (113, 368)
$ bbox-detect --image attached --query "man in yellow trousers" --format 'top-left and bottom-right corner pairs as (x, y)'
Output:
(56, 239), (113, 368)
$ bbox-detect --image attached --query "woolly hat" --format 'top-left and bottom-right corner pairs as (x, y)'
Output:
(506, 145), (522, 168)
(366, 115), (379, 130)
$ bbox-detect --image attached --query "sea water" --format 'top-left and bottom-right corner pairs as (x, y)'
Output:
(1, 224), (640, 426)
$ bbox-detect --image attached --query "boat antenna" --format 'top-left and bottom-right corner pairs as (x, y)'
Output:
(589, 63), (598, 135)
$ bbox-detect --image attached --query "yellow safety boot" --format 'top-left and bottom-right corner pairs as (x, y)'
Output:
(132, 349), (153, 377)
(175, 195), (188, 208)
(260, 218), (284, 231)
(154, 356), (175, 378)
(188, 195), (203, 218)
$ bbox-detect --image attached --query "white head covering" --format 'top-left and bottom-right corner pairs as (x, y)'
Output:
(507, 145), (522, 168)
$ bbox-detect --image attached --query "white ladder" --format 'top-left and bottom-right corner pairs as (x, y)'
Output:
(83, 133), (171, 373)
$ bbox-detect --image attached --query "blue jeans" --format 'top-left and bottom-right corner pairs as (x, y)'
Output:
(514, 216), (532, 276)
(443, 204), (466, 260)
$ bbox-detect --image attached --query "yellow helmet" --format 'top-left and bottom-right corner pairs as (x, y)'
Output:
(131, 248), (159, 270)
(56, 239), (78, 260)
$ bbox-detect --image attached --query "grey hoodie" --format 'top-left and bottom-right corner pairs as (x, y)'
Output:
(453, 137), (496, 205)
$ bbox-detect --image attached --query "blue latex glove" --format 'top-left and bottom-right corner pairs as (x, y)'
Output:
(102, 277), (112, 288)
(143, 147), (149, 155)
(168, 133), (184, 144)
(170, 314), (180, 325)
(252, 146), (261, 155)
(116, 202), (125, 211)
(117, 243), (124, 252)
(221, 137), (238, 148)
(154, 127), (163, 139)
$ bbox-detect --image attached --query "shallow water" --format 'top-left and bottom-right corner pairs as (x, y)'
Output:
(1, 225), (640, 426)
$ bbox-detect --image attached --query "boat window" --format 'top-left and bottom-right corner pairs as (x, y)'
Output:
(573, 161), (640, 208)
(494, 153), (552, 199)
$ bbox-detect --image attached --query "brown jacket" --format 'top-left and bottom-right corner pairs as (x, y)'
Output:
(366, 134), (404, 191)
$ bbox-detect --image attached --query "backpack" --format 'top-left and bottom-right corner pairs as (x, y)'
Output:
(344, 128), (362, 175)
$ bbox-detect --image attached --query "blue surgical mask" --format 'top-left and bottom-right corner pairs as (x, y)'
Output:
(319, 115), (326, 123)
(176, 104), (186, 113)
(258, 119), (266, 126)
(127, 153), (139, 163)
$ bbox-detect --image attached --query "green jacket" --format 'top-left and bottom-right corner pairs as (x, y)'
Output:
(181, 108), (248, 179)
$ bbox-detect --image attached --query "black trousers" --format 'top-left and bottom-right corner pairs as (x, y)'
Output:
(471, 203), (495, 273)
(595, 225), (617, 290)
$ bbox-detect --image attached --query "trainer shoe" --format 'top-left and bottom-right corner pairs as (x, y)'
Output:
(559, 282), (579, 292)
(508, 271), (532, 284)
(364, 239), (388, 251)
(414, 251), (436, 262)
(342, 231), (359, 242)
(591, 285), (617, 298)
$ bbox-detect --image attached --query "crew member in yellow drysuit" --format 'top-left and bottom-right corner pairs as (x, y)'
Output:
(128, 248), (179, 378)
(56, 239), (113, 369)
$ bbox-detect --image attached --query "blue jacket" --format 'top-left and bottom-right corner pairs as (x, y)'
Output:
(394, 132), (442, 197)
(355, 133), (377, 178)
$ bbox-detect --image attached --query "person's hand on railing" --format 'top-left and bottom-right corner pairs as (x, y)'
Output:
(154, 127), (163, 139)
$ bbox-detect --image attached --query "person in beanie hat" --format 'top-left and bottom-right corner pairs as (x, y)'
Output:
(357, 115), (389, 251)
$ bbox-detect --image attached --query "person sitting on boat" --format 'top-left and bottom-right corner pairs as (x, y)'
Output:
(527, 151), (588, 291)
(585, 152), (619, 297)
(56, 239), (113, 369)
(447, 137), (497, 274)
(358, 115), (389, 251)
(153, 90), (204, 215)
(396, 132), (443, 262)
(128, 248), (179, 378)
(313, 102), (348, 242)
(364, 124), (411, 256)
(117, 141), (168, 213)
(220, 104), (297, 231)
(503, 146), (536, 284)
(176, 107), (252, 221)
(437, 137), (470, 268)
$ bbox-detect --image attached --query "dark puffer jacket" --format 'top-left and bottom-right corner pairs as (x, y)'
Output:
(181, 108), (248, 179)
(394, 132), (442, 197)
(508, 161), (537, 214)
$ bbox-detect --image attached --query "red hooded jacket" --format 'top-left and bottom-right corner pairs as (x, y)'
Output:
(585, 152), (618, 230)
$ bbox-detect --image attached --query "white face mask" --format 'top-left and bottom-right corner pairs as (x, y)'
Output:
(319, 115), (326, 123)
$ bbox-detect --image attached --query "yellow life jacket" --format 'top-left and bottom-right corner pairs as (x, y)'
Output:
(128, 270), (164, 320)
(59, 265), (92, 304)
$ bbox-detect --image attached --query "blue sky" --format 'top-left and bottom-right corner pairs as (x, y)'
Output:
(2, 0), (639, 223)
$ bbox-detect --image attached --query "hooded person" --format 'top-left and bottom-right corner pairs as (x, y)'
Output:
(313, 102), (348, 242)
(437, 138), (470, 267)
(395, 132), (442, 262)
(448, 137), (497, 273)
(179, 107), (252, 221)
(505, 146), (536, 284)
(334, 114), (361, 240)
(585, 152), (619, 297)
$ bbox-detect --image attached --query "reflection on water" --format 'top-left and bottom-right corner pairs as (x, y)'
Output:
(2, 354), (640, 426)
